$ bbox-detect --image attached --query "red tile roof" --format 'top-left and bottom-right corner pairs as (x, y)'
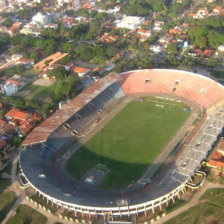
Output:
(5, 108), (29, 121)
(0, 119), (5, 126)
(73, 66), (90, 74)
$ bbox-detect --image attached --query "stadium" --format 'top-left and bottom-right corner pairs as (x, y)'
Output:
(19, 69), (224, 221)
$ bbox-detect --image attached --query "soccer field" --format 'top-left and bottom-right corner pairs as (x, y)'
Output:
(67, 98), (191, 189)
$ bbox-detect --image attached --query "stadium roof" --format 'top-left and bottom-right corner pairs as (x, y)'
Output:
(22, 73), (120, 146)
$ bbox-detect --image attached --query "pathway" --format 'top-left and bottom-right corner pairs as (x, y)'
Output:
(154, 181), (224, 224)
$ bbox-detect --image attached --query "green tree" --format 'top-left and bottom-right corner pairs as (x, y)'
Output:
(75, 45), (93, 61)
(166, 43), (178, 55)
(62, 42), (75, 54)
(2, 18), (13, 27)
(30, 51), (41, 63)
(106, 47), (118, 58)
(207, 30), (224, 49)
(89, 19), (101, 36)
(50, 67), (67, 80)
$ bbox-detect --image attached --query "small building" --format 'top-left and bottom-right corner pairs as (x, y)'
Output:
(73, 66), (90, 77)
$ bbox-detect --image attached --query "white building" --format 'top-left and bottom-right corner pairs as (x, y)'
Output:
(32, 13), (53, 26)
(3, 80), (18, 96)
(150, 45), (163, 53)
(218, 45), (224, 52)
(115, 16), (145, 30)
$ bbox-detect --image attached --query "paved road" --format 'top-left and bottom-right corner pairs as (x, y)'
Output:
(154, 181), (224, 224)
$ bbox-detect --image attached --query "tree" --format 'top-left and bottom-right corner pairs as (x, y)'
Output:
(195, 36), (207, 49)
(166, 43), (178, 56)
(12, 136), (23, 147)
(153, 0), (165, 12)
(106, 47), (118, 58)
(62, 42), (75, 54)
(207, 58), (217, 67)
(0, 33), (9, 51)
(50, 67), (67, 80)
(207, 30), (224, 49)
(2, 18), (13, 27)
(75, 45), (93, 61)
(89, 19), (101, 36)
(59, 56), (72, 65)
(30, 51), (41, 63)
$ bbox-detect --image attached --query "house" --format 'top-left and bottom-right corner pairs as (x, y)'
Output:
(5, 108), (30, 122)
(150, 45), (163, 53)
(73, 66), (90, 77)
(100, 33), (119, 43)
(194, 49), (214, 57)
(153, 21), (164, 31)
(197, 8), (209, 18)
(5, 108), (41, 134)
(137, 30), (152, 41)
(169, 27), (186, 35)
(213, 6), (224, 15)
(61, 16), (76, 28)
(159, 33), (174, 45)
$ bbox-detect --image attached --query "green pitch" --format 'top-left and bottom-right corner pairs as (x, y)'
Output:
(67, 98), (191, 189)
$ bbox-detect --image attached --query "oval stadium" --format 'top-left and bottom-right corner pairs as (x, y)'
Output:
(19, 69), (224, 221)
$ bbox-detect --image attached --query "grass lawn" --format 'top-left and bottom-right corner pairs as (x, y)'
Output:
(165, 203), (224, 224)
(0, 192), (16, 222)
(20, 84), (55, 102)
(200, 188), (224, 207)
(67, 98), (190, 188)
(165, 188), (224, 224)
(24, 69), (41, 76)
(0, 164), (17, 222)
(7, 204), (47, 224)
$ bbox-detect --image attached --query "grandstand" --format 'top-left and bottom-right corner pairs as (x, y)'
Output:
(19, 69), (224, 220)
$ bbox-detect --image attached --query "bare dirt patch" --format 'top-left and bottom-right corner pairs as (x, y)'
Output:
(33, 78), (55, 86)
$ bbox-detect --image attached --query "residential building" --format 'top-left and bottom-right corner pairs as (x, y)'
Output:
(73, 66), (90, 77)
